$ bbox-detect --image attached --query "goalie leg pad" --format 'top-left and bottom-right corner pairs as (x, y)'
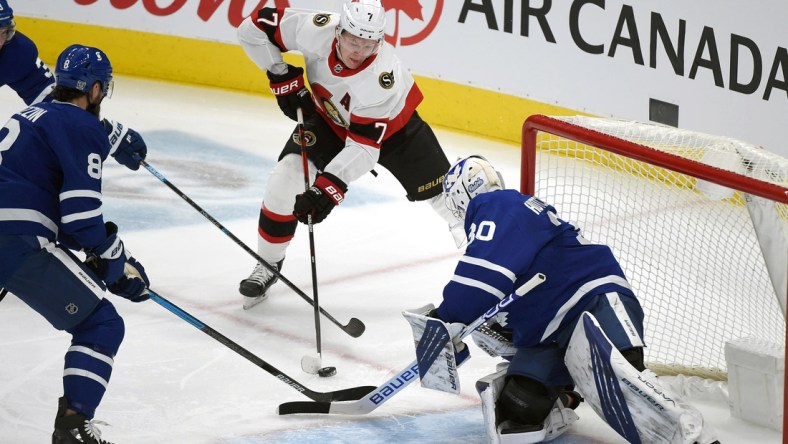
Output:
(476, 365), (579, 444)
(566, 312), (717, 444)
(476, 365), (509, 444)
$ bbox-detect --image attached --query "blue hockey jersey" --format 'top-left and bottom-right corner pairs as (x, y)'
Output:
(0, 102), (110, 250)
(436, 189), (637, 347)
(0, 31), (55, 105)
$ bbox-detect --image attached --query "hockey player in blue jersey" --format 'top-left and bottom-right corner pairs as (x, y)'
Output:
(405, 156), (719, 443)
(0, 44), (150, 444)
(0, 0), (54, 104)
(0, 0), (147, 172)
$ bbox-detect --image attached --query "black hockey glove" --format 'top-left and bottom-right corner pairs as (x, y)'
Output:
(293, 172), (347, 224)
(102, 119), (147, 170)
(267, 64), (316, 121)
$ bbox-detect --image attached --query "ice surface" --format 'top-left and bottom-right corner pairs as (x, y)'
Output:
(0, 78), (780, 443)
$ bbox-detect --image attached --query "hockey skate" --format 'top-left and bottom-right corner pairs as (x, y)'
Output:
(239, 260), (282, 309)
(52, 397), (114, 444)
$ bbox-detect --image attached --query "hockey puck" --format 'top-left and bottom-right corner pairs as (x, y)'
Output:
(318, 366), (337, 377)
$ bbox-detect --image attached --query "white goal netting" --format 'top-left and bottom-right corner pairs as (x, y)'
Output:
(523, 115), (788, 380)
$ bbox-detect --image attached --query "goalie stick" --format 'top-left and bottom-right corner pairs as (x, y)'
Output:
(134, 155), (365, 338)
(148, 289), (375, 402)
(277, 273), (546, 415)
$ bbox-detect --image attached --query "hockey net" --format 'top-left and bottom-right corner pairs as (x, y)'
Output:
(522, 115), (788, 381)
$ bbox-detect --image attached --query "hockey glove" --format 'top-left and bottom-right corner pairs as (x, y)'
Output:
(107, 258), (150, 302)
(89, 222), (127, 284)
(103, 119), (147, 170)
(293, 172), (347, 224)
(88, 222), (150, 302)
(267, 64), (315, 121)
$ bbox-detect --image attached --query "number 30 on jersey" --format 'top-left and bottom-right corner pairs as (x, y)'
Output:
(468, 220), (496, 245)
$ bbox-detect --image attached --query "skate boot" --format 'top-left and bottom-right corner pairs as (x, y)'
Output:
(239, 259), (283, 309)
(52, 397), (114, 444)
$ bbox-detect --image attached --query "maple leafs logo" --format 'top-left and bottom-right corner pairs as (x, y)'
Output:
(381, 0), (442, 47)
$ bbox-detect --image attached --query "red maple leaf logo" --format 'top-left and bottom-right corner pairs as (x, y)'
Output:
(382, 0), (426, 46)
(382, 0), (424, 21)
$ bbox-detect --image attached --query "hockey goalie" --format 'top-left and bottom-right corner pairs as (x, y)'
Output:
(405, 156), (720, 444)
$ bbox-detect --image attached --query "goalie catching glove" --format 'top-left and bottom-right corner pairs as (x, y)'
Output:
(88, 222), (150, 302)
(267, 64), (316, 122)
(293, 172), (347, 224)
(403, 304), (470, 395)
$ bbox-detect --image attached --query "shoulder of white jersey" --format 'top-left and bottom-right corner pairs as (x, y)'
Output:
(349, 47), (416, 116)
(279, 8), (338, 54)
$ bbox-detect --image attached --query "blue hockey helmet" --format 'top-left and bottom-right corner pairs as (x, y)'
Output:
(443, 156), (505, 222)
(0, 0), (15, 42)
(55, 44), (114, 97)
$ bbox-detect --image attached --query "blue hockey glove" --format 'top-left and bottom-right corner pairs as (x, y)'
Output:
(267, 64), (315, 121)
(107, 257), (150, 302)
(293, 173), (347, 224)
(90, 222), (126, 284)
(88, 222), (150, 302)
(102, 119), (147, 170)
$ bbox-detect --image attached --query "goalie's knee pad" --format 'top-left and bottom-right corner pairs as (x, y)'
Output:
(497, 375), (557, 426)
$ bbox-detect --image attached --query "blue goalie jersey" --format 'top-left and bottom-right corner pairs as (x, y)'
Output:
(0, 31), (55, 105)
(0, 102), (110, 250)
(436, 189), (637, 347)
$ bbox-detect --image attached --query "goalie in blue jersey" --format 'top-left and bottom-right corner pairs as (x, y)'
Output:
(0, 44), (150, 444)
(405, 156), (719, 444)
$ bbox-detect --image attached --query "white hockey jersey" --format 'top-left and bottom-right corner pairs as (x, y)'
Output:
(238, 7), (423, 184)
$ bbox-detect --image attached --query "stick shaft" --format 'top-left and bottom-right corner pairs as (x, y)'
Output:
(135, 155), (364, 338)
(148, 289), (374, 402)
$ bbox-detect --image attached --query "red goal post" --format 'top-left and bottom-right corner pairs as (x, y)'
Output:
(521, 115), (787, 397)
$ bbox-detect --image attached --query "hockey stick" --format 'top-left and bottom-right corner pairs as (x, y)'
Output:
(0, 288), (7, 303)
(134, 155), (365, 338)
(295, 108), (328, 375)
(147, 289), (375, 402)
(277, 272), (547, 415)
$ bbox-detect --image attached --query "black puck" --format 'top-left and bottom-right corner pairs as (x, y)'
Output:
(318, 366), (337, 377)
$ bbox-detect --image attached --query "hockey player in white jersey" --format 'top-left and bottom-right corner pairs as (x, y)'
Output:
(405, 156), (720, 443)
(236, 0), (457, 307)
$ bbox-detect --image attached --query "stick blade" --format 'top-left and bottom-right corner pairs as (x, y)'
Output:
(301, 354), (322, 374)
(278, 401), (331, 415)
(344, 317), (366, 337)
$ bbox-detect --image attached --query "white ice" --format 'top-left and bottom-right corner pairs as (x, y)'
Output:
(0, 77), (781, 443)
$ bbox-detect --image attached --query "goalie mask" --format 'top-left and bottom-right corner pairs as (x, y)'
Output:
(443, 156), (505, 223)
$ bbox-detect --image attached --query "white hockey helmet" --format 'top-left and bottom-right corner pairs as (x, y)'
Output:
(339, 0), (386, 41)
(443, 156), (505, 222)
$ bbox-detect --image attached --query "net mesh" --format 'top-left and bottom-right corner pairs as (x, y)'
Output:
(528, 116), (788, 380)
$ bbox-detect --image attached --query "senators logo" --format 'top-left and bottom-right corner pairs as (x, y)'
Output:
(313, 14), (330, 27)
(379, 71), (395, 89)
(321, 99), (349, 128)
(292, 130), (317, 147)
